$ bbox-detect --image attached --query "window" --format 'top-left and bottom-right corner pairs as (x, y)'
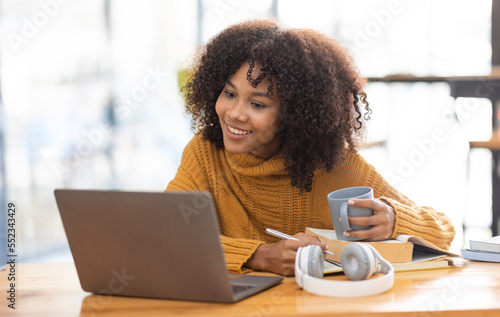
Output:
(0, 0), (493, 262)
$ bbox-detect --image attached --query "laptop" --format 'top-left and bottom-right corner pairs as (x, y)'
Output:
(54, 189), (283, 303)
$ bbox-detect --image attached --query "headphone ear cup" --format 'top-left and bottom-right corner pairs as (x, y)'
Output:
(341, 243), (376, 281)
(305, 245), (324, 278)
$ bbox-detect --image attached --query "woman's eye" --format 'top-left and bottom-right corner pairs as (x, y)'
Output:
(251, 102), (265, 109)
(224, 90), (236, 98)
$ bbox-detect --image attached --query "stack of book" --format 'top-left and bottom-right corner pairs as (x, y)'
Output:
(305, 228), (459, 273)
(461, 236), (500, 263)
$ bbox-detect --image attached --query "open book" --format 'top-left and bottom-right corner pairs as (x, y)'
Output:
(305, 228), (459, 273)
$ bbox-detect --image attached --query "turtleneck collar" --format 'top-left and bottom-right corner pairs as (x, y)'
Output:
(225, 150), (287, 177)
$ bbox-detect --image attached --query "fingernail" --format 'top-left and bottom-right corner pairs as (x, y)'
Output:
(348, 200), (355, 205)
(339, 217), (342, 222)
(344, 231), (350, 237)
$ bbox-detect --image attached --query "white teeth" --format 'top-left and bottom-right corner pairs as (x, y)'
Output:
(228, 125), (251, 135)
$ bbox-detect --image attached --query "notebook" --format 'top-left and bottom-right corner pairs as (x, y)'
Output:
(54, 189), (283, 303)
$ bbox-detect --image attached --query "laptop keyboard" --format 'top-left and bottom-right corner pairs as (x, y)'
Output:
(232, 284), (255, 295)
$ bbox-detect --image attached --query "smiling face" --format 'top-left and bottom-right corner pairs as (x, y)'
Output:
(215, 62), (282, 160)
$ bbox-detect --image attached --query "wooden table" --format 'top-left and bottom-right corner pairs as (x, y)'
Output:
(1, 262), (500, 316)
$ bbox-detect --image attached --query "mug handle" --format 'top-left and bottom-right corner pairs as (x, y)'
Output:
(340, 202), (352, 231)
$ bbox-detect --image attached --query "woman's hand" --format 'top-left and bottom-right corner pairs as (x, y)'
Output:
(244, 233), (328, 276)
(342, 199), (396, 241)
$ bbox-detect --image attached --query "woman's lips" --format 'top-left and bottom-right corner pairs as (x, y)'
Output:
(225, 122), (252, 139)
(227, 125), (252, 135)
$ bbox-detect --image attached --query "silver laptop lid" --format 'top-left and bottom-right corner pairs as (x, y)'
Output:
(55, 189), (236, 302)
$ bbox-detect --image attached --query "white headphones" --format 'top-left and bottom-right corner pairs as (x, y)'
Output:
(295, 243), (394, 297)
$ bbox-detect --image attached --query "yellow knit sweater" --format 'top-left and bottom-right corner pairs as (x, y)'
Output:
(167, 134), (456, 273)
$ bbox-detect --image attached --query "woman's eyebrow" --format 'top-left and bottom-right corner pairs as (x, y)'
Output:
(226, 79), (237, 89)
(226, 79), (275, 99)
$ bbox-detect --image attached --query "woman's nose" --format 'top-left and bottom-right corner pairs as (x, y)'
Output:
(227, 100), (248, 122)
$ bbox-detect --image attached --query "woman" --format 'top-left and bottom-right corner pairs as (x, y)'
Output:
(167, 20), (455, 276)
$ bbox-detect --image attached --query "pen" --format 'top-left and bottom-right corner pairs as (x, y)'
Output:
(265, 228), (335, 256)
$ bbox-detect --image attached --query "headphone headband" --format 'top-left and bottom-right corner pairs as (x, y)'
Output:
(295, 243), (394, 298)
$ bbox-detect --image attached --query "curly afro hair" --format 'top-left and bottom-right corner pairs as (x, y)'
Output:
(183, 20), (370, 192)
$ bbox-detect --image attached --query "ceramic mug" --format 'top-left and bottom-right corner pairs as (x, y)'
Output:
(327, 186), (374, 241)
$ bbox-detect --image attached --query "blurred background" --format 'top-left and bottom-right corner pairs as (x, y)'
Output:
(0, 0), (497, 263)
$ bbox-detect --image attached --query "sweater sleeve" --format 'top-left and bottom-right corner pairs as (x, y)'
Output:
(360, 157), (456, 250)
(380, 196), (455, 250)
(166, 135), (210, 191)
(220, 236), (264, 274)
